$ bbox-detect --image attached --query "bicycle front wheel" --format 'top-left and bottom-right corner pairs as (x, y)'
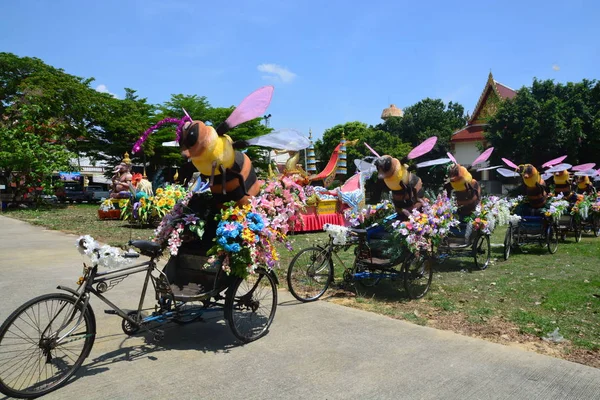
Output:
(403, 254), (433, 299)
(0, 293), (95, 399)
(226, 269), (277, 343)
(287, 247), (333, 302)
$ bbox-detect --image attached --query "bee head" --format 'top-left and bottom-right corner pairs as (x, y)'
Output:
(179, 121), (218, 159)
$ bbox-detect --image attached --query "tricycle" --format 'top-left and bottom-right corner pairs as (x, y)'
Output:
(0, 237), (277, 399)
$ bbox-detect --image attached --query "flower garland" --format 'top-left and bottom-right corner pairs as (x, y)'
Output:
(344, 200), (395, 229)
(76, 235), (133, 270)
(207, 202), (281, 278)
(590, 194), (600, 215)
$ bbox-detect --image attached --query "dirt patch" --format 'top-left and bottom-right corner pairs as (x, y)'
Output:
(329, 295), (600, 369)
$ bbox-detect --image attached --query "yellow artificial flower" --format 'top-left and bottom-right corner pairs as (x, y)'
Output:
(140, 198), (146, 207)
(156, 188), (164, 195)
(157, 198), (166, 207)
(167, 198), (175, 207)
(242, 228), (256, 243)
(119, 199), (129, 208)
(166, 190), (174, 197)
(174, 190), (182, 197)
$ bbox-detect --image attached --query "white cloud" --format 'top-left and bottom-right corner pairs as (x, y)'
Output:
(257, 63), (297, 83)
(95, 84), (119, 98)
(552, 64), (560, 71)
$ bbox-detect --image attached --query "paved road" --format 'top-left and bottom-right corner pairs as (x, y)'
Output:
(1, 215), (599, 400)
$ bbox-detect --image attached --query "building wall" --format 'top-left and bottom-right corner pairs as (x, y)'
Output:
(453, 142), (485, 167)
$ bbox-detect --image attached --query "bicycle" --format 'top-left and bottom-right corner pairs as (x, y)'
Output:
(0, 238), (277, 399)
(286, 221), (433, 302)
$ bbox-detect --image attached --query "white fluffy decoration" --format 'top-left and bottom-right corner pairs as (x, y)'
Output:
(323, 223), (349, 245)
(76, 235), (133, 270)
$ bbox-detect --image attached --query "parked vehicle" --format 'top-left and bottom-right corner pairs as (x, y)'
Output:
(86, 185), (111, 202)
(55, 183), (94, 203)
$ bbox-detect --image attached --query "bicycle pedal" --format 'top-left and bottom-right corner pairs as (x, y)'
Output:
(104, 309), (117, 315)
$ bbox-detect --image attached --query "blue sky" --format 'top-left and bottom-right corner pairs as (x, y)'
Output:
(2, 0), (599, 140)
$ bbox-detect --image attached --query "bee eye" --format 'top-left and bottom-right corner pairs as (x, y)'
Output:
(180, 123), (199, 149)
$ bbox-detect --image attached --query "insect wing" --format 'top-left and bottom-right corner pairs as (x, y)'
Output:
(472, 147), (494, 166)
(244, 128), (310, 151)
(501, 158), (519, 169)
(572, 163), (596, 171)
(416, 158), (452, 168)
(574, 169), (598, 177)
(497, 168), (520, 178)
(407, 136), (437, 160)
(476, 165), (502, 171)
(220, 86), (274, 132)
(446, 152), (457, 163)
(354, 158), (377, 174)
(541, 155), (567, 168)
(364, 142), (381, 158)
(545, 163), (573, 173)
(541, 172), (553, 181)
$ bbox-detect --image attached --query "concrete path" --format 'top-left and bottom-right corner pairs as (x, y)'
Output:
(0, 215), (599, 400)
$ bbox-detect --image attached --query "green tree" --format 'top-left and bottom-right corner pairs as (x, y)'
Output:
(486, 78), (600, 167)
(0, 104), (76, 202)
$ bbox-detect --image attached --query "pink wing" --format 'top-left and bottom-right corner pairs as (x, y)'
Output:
(472, 147), (494, 166)
(446, 152), (457, 163)
(541, 155), (567, 168)
(407, 136), (437, 160)
(572, 163), (596, 171)
(219, 86), (274, 133)
(502, 158), (519, 169)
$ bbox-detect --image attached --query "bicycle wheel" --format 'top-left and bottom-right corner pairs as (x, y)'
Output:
(226, 269), (277, 343)
(403, 254), (433, 300)
(287, 247), (333, 302)
(574, 222), (582, 243)
(473, 234), (491, 270)
(0, 293), (95, 399)
(594, 215), (600, 237)
(503, 225), (512, 261)
(546, 225), (559, 254)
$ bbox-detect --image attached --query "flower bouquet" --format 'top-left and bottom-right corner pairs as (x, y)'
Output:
(344, 200), (395, 229)
(571, 194), (592, 222)
(543, 194), (570, 221)
(250, 176), (307, 235)
(464, 196), (513, 236)
(385, 192), (459, 259)
(206, 201), (283, 278)
(97, 199), (121, 220)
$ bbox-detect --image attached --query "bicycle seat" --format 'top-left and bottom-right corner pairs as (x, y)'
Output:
(129, 240), (162, 258)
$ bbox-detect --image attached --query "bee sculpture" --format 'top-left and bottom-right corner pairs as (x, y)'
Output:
(424, 148), (494, 218)
(571, 163), (598, 196)
(132, 86), (309, 207)
(369, 137), (437, 220)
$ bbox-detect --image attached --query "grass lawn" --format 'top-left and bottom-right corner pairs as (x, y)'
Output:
(4, 204), (599, 367)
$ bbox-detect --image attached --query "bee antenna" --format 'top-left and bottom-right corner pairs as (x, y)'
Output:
(132, 115), (192, 154)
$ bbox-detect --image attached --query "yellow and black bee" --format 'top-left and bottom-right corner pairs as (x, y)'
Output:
(519, 164), (548, 209)
(552, 169), (573, 197)
(179, 120), (260, 206)
(374, 155), (425, 220)
(575, 175), (597, 195)
(444, 164), (481, 217)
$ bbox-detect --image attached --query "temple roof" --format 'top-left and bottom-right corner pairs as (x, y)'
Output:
(451, 72), (516, 143)
(468, 72), (516, 125)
